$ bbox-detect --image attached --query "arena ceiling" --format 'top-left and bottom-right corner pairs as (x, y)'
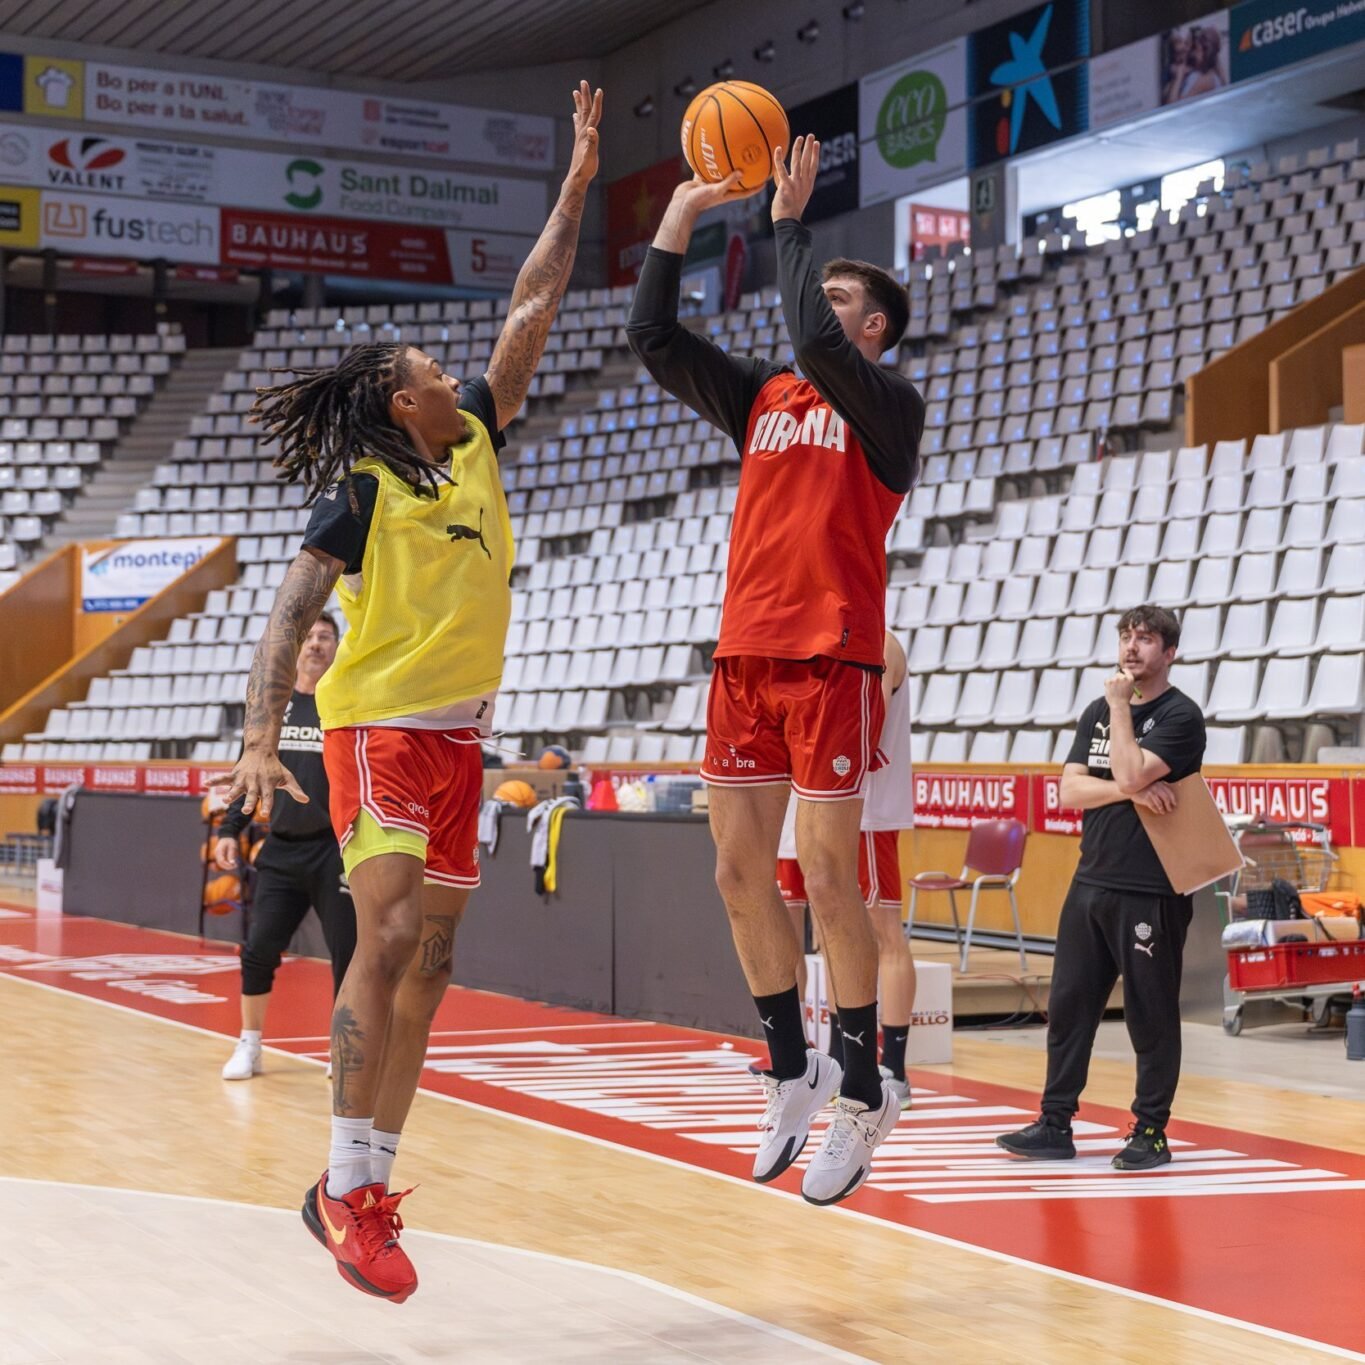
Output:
(0, 0), (712, 82)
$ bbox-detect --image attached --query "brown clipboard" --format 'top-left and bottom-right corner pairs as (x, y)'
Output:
(1135, 773), (1244, 894)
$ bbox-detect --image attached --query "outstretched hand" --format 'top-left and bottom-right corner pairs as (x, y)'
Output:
(771, 135), (821, 223)
(671, 170), (764, 216)
(567, 81), (603, 187)
(209, 749), (307, 822)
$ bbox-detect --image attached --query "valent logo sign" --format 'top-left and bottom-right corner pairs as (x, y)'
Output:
(283, 157), (324, 210)
(47, 136), (127, 191)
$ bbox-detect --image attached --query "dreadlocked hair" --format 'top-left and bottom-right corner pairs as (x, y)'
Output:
(251, 341), (449, 505)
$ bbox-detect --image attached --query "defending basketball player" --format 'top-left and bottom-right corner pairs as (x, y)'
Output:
(628, 135), (925, 1205)
(777, 631), (917, 1107)
(215, 81), (602, 1303)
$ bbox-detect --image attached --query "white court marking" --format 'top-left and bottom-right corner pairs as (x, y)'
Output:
(0, 1178), (868, 1364)
(3, 972), (1360, 1362)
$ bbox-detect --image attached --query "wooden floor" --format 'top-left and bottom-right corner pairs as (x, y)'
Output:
(2, 891), (1362, 1364)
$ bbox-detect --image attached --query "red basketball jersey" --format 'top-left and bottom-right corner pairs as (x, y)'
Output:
(716, 372), (906, 667)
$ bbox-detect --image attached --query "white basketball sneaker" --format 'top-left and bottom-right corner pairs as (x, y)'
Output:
(753, 1050), (842, 1184)
(801, 1082), (900, 1206)
(221, 1037), (262, 1081)
(880, 1064), (912, 1110)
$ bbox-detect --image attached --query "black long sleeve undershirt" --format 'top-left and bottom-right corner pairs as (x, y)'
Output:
(773, 218), (924, 495)
(626, 247), (785, 452)
(627, 225), (924, 494)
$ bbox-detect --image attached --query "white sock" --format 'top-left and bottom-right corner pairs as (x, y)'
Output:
(370, 1128), (402, 1191)
(240, 1029), (262, 1048)
(326, 1116), (374, 1197)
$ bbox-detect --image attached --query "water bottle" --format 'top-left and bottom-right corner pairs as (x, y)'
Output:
(1347, 984), (1365, 1061)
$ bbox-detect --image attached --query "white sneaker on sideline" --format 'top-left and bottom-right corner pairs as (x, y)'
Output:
(221, 1037), (262, 1081)
(753, 1050), (842, 1184)
(880, 1065), (912, 1110)
(801, 1083), (900, 1206)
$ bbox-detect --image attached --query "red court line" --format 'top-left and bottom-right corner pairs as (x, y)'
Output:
(2, 905), (1362, 1358)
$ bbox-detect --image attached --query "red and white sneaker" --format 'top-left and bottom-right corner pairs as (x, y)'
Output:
(302, 1173), (418, 1303)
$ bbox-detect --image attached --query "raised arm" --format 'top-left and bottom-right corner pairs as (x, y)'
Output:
(214, 546), (341, 818)
(770, 137), (923, 494)
(627, 174), (784, 449)
(484, 82), (601, 431)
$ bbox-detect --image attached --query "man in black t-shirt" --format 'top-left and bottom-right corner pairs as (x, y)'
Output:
(217, 613), (356, 1081)
(998, 604), (1206, 1171)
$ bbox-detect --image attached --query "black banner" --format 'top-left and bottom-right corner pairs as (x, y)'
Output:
(782, 82), (860, 223)
(968, 0), (1090, 168)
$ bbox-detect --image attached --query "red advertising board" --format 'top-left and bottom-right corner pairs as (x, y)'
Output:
(220, 208), (453, 283)
(86, 765), (143, 794)
(606, 155), (686, 287)
(1031, 772), (1083, 836)
(0, 766), (38, 795)
(909, 203), (972, 260)
(1206, 776), (1351, 847)
(912, 770), (1028, 830)
(143, 766), (192, 797)
(40, 765), (88, 794)
(70, 257), (139, 276)
(174, 264), (240, 284)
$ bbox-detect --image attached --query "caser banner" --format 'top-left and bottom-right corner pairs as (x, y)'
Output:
(81, 537), (221, 612)
(1230, 0), (1365, 81)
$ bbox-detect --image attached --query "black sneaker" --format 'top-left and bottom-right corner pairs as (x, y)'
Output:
(1112, 1123), (1171, 1171)
(995, 1118), (1076, 1160)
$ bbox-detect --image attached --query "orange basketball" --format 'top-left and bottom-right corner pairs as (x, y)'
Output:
(681, 81), (789, 191)
(203, 872), (241, 914)
(494, 779), (538, 809)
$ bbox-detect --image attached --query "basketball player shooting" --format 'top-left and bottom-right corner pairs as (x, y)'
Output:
(214, 81), (602, 1303)
(627, 135), (925, 1205)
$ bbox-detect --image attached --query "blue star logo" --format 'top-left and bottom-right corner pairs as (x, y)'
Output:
(989, 3), (1061, 155)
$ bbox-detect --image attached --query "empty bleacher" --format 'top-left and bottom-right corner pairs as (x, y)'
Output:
(0, 328), (186, 587)
(6, 136), (1365, 770)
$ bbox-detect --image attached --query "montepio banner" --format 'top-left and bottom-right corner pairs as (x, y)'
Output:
(80, 537), (220, 612)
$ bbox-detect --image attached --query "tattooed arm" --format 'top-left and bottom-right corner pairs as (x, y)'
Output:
(213, 545), (342, 818)
(484, 81), (602, 431)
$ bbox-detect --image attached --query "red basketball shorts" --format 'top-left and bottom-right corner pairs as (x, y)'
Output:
(323, 726), (484, 888)
(776, 829), (902, 909)
(702, 655), (886, 800)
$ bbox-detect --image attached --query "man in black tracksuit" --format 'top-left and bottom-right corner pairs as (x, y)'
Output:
(217, 612), (356, 1080)
(998, 604), (1206, 1170)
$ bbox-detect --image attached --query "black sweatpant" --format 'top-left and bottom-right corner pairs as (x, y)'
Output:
(240, 833), (356, 999)
(1042, 881), (1193, 1131)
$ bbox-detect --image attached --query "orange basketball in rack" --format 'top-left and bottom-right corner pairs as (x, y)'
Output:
(681, 81), (790, 192)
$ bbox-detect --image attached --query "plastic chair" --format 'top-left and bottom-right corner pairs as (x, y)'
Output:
(906, 818), (1029, 972)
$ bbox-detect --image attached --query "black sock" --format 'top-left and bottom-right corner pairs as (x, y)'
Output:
(836, 1002), (883, 1108)
(827, 1011), (844, 1069)
(753, 987), (807, 1080)
(881, 1024), (910, 1082)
